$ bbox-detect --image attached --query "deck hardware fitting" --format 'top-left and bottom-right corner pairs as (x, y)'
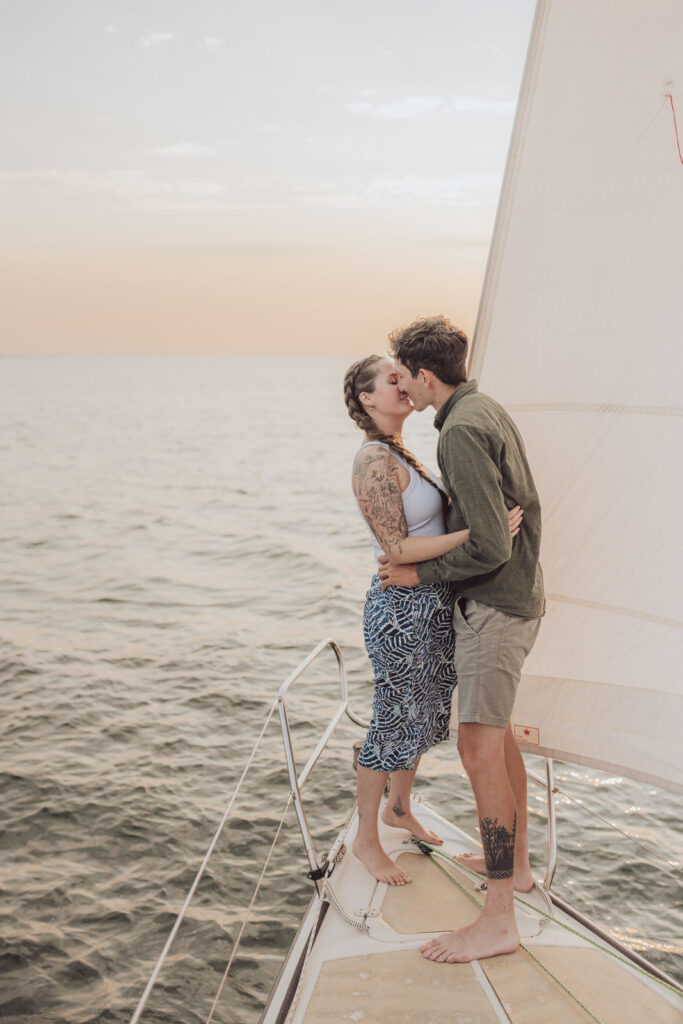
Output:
(322, 881), (370, 934)
(278, 638), (353, 893)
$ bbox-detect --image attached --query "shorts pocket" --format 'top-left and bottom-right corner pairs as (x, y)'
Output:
(454, 597), (497, 637)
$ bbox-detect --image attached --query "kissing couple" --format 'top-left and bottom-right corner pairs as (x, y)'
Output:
(343, 314), (545, 963)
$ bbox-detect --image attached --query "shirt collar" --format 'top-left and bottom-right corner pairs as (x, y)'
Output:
(433, 379), (479, 431)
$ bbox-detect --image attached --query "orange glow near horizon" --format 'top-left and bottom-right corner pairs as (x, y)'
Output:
(2, 243), (487, 355)
(0, 2), (536, 355)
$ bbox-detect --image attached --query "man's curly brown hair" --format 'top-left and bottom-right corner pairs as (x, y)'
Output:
(388, 315), (469, 386)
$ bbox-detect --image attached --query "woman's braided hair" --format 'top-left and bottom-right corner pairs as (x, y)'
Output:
(343, 355), (445, 507)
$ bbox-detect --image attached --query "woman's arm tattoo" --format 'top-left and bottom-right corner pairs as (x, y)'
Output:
(352, 448), (408, 555)
(480, 813), (516, 880)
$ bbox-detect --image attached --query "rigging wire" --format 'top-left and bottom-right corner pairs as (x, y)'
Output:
(552, 787), (681, 879)
(637, 96), (668, 141)
(205, 793), (293, 1024)
(128, 697), (279, 1024)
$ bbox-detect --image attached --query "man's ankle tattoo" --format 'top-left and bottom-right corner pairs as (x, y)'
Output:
(480, 813), (516, 880)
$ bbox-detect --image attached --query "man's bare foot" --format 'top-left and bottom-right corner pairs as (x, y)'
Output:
(453, 852), (534, 893)
(380, 804), (444, 846)
(420, 916), (520, 963)
(352, 837), (412, 885)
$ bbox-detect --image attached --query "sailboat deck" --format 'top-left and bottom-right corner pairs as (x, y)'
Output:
(266, 799), (683, 1024)
(303, 942), (683, 1024)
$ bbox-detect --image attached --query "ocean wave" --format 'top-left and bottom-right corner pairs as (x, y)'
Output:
(0, 357), (681, 1023)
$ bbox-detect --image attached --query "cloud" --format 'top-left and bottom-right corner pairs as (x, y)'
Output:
(371, 173), (503, 202)
(0, 169), (231, 212)
(0, 167), (503, 214)
(450, 96), (514, 114)
(196, 36), (222, 50)
(346, 96), (445, 120)
(136, 32), (175, 49)
(296, 172), (502, 209)
(346, 94), (515, 120)
(149, 143), (217, 159)
(106, 25), (119, 35)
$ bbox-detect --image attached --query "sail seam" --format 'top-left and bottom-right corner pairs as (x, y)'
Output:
(546, 593), (683, 630)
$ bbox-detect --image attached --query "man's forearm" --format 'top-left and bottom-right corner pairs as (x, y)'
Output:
(417, 530), (511, 584)
(424, 425), (513, 584)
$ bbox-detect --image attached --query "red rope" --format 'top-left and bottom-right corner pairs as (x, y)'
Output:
(668, 94), (683, 165)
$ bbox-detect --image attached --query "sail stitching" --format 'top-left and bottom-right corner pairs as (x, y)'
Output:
(546, 593), (683, 631)
(505, 403), (683, 417)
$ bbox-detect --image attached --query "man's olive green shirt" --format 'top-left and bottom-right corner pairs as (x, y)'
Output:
(416, 381), (545, 619)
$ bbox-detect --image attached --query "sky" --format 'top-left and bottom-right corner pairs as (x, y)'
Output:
(0, 0), (537, 354)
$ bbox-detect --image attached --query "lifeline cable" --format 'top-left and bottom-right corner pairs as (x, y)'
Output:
(206, 793), (293, 1024)
(128, 698), (279, 1024)
(551, 788), (680, 879)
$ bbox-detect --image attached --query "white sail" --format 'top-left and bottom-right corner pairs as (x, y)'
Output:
(471, 0), (683, 793)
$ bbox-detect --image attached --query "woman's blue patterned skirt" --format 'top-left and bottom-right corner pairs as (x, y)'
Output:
(357, 574), (456, 773)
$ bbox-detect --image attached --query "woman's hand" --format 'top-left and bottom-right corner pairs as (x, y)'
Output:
(508, 505), (524, 537)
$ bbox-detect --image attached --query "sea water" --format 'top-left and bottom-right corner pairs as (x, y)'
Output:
(1, 355), (681, 1023)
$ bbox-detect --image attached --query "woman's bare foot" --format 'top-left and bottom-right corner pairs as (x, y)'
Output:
(352, 837), (412, 885)
(453, 852), (534, 893)
(380, 802), (444, 846)
(420, 916), (520, 963)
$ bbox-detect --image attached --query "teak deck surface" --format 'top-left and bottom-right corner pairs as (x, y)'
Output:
(301, 844), (681, 1024)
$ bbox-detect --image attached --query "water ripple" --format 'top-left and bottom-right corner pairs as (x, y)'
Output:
(0, 356), (681, 1023)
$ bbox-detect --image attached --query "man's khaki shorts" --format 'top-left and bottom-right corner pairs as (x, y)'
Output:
(453, 597), (541, 729)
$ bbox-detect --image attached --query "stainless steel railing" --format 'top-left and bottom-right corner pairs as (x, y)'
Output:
(277, 637), (369, 892)
(130, 637), (683, 1022)
(527, 758), (558, 890)
(276, 638), (564, 895)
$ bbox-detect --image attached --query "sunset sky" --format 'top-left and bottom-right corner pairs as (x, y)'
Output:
(1, 1), (536, 354)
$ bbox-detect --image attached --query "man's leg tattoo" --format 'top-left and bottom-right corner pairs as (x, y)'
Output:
(480, 813), (517, 880)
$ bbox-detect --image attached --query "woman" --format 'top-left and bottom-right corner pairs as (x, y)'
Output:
(344, 355), (522, 886)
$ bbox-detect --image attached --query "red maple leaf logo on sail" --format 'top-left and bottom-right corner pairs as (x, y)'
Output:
(513, 724), (539, 745)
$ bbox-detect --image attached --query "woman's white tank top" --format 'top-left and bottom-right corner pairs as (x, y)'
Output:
(353, 441), (446, 563)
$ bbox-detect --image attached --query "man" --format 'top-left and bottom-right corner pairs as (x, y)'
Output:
(380, 315), (545, 963)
